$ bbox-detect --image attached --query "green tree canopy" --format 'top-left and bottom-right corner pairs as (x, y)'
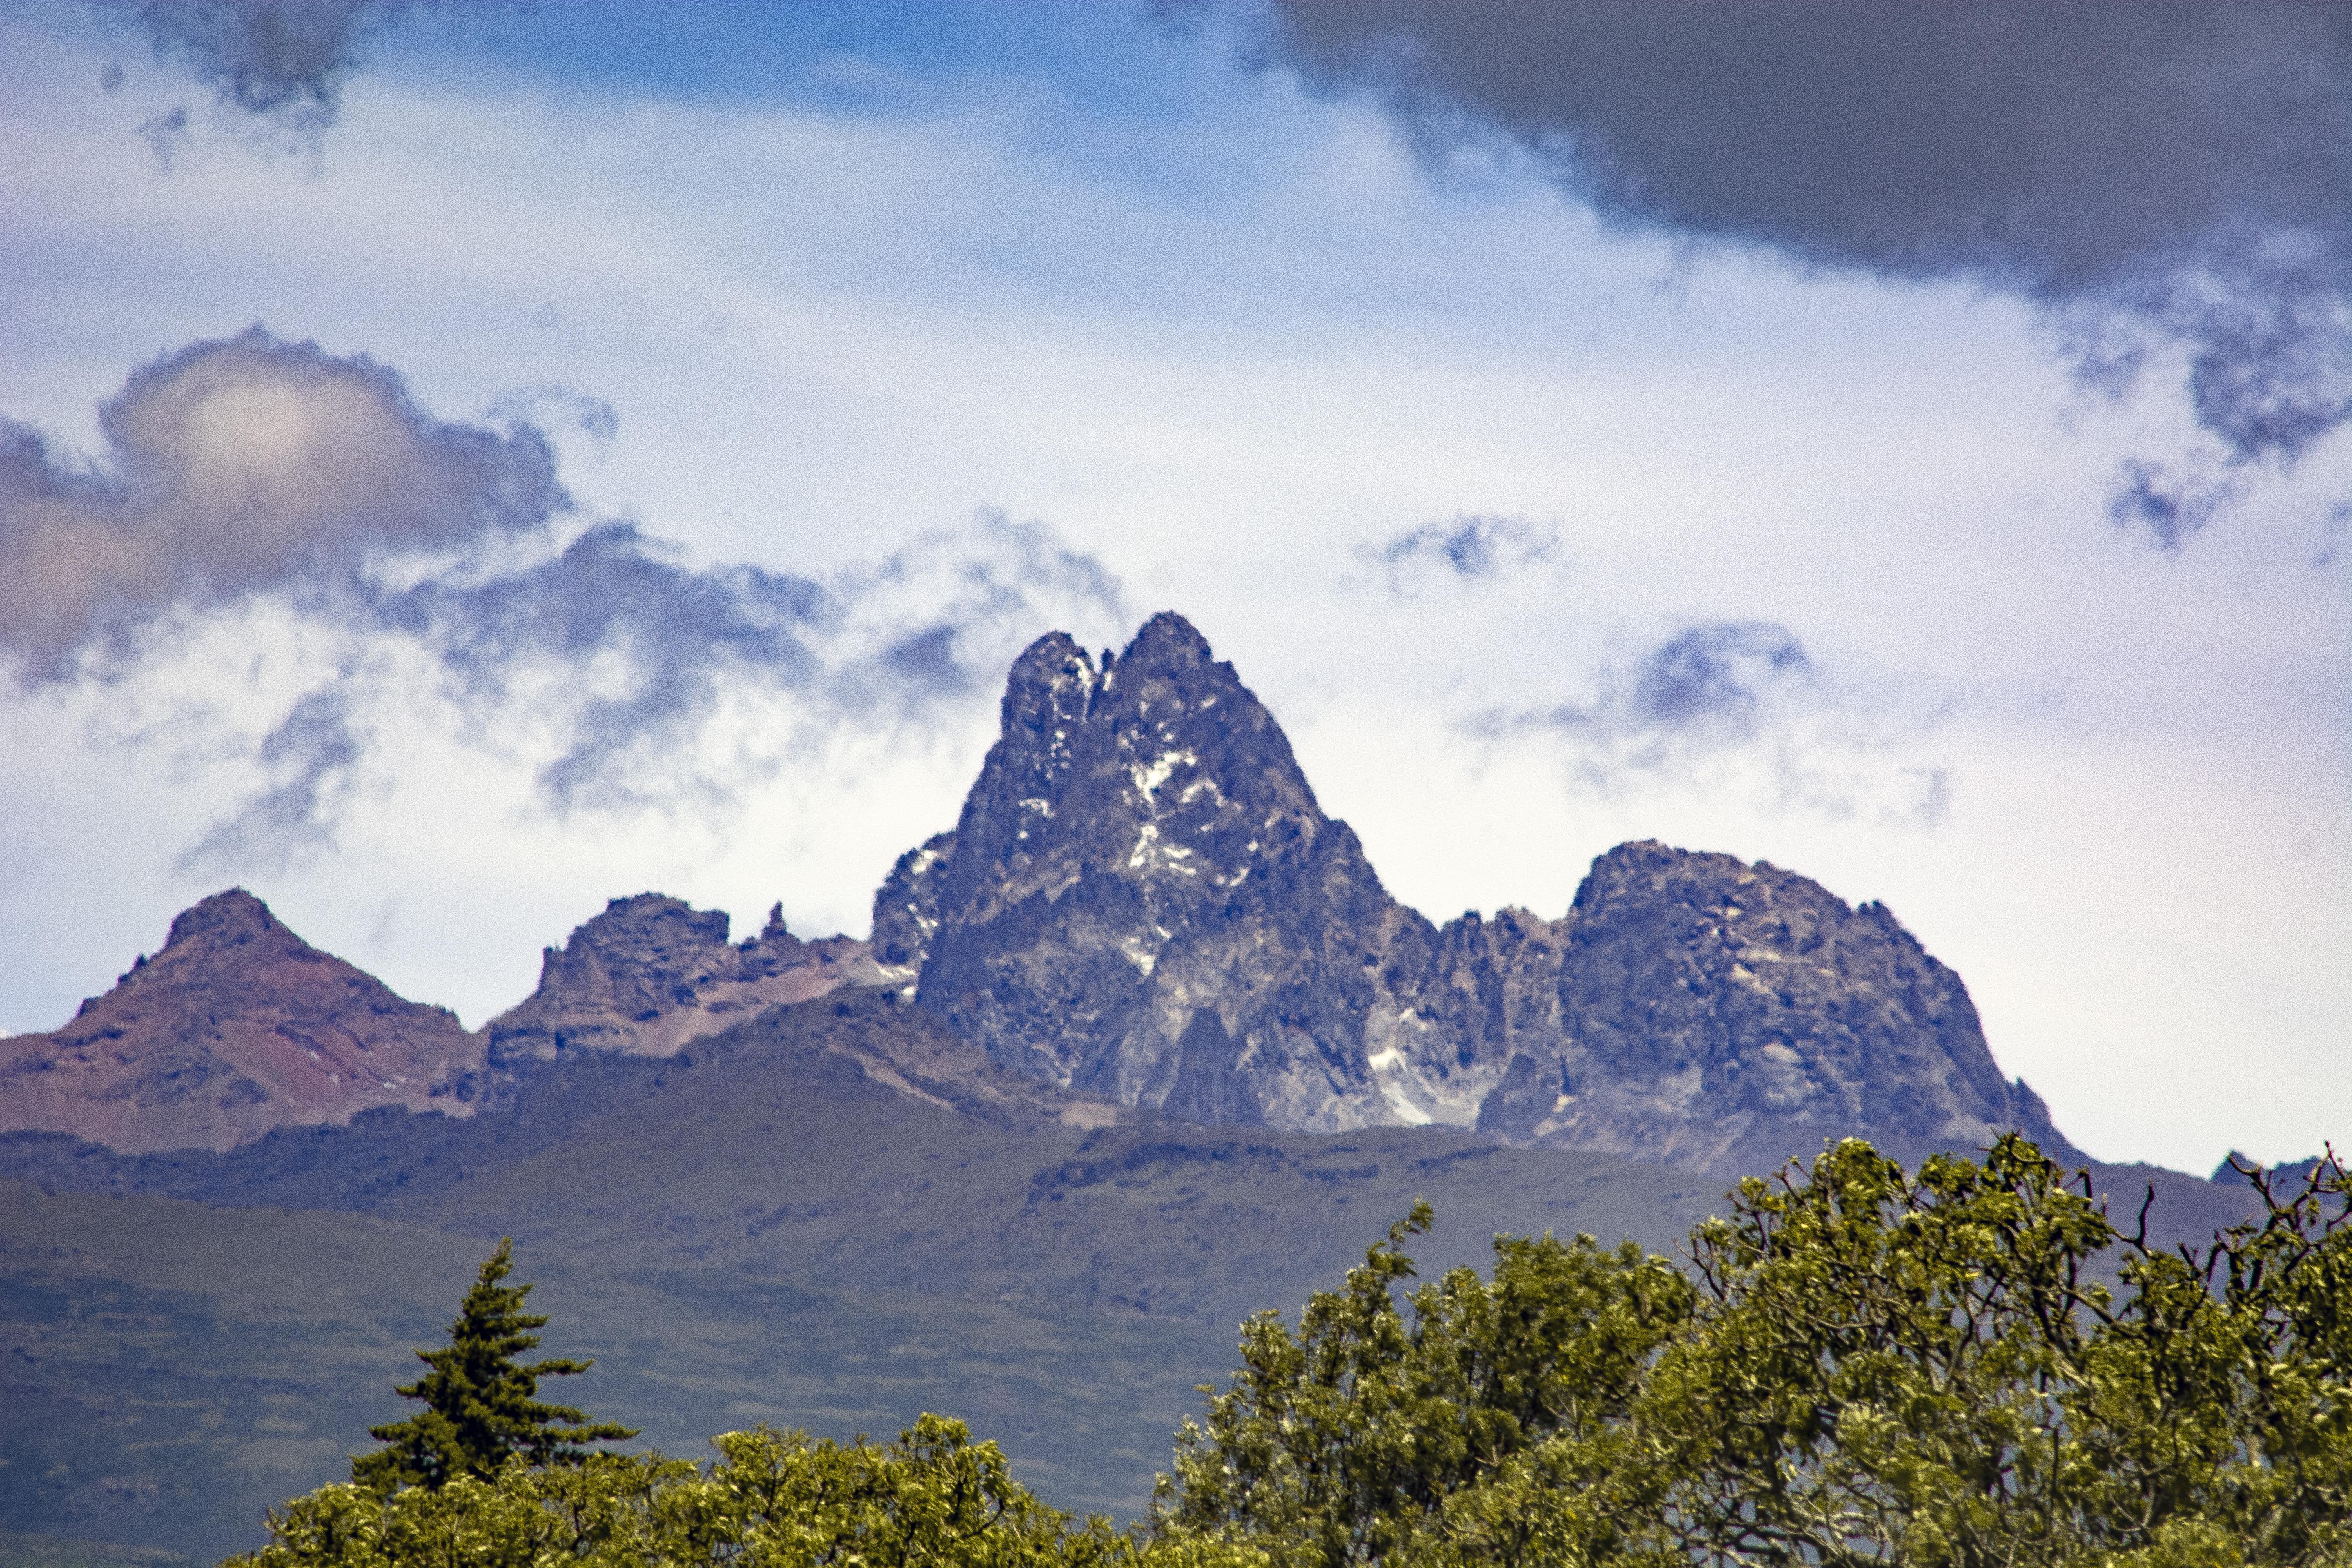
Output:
(1154, 1136), (2350, 1568)
(241, 1416), (1263, 1568)
(349, 1237), (637, 1493)
(1152, 1202), (1694, 1566)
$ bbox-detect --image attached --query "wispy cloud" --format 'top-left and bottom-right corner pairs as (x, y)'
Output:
(1250, 1), (2352, 545)
(1475, 618), (1949, 825)
(4, 333), (1127, 865)
(1354, 514), (1556, 595)
(175, 683), (365, 876)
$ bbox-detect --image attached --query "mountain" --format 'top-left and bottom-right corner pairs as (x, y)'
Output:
(0, 891), (483, 1154)
(481, 893), (886, 1066)
(0, 612), (2087, 1174)
(878, 612), (2081, 1176)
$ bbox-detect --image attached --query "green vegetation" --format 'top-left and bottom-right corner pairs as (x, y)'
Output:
(1155, 1136), (2351, 1566)
(233, 1419), (1248, 1568)
(349, 1240), (636, 1492)
(223, 1136), (2346, 1566)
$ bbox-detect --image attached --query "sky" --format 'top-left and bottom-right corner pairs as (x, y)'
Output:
(0, 0), (2345, 1178)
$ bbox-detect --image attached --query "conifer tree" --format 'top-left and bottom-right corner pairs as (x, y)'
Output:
(350, 1238), (636, 1492)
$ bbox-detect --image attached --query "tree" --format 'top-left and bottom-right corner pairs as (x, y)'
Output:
(240, 1416), (1269, 1568)
(1152, 1202), (1695, 1568)
(349, 1238), (637, 1492)
(1623, 1136), (2351, 1566)
(1154, 1138), (2352, 1568)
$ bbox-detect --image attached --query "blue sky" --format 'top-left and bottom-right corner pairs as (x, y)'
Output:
(0, 0), (2345, 1176)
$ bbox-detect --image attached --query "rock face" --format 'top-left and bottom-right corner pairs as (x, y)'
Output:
(886, 614), (1425, 1126)
(0, 890), (484, 1154)
(881, 612), (2083, 1176)
(484, 894), (887, 1065)
(1473, 842), (2076, 1176)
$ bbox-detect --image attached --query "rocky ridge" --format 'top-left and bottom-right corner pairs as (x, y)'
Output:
(483, 893), (886, 1066)
(1, 611), (2086, 1175)
(0, 891), (483, 1153)
(878, 612), (2082, 1176)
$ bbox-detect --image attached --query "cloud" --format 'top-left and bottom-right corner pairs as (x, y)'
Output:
(5, 334), (1129, 861)
(1542, 620), (1813, 751)
(0, 327), (564, 679)
(365, 508), (1124, 813)
(1479, 618), (1947, 824)
(132, 103), (191, 170)
(1622, 621), (1810, 737)
(373, 521), (832, 809)
(176, 684), (364, 875)
(1247, 1), (2352, 541)
(117, 0), (418, 148)
(2105, 461), (2247, 555)
(1355, 514), (1556, 594)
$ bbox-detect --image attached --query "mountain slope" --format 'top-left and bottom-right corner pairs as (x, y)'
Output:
(0, 990), (1724, 1558)
(0, 891), (483, 1154)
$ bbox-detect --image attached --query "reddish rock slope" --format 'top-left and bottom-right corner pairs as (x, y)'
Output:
(0, 890), (485, 1153)
(482, 893), (886, 1065)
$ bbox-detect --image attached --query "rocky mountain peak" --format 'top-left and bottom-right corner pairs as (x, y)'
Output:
(891, 613), (1338, 965)
(162, 887), (280, 950)
(886, 614), (1404, 1102)
(484, 892), (884, 1065)
(878, 612), (2086, 1175)
(1478, 840), (2085, 1174)
(0, 890), (481, 1154)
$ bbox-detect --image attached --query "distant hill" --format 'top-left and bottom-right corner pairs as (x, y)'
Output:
(0, 891), (482, 1153)
(0, 987), (2267, 1561)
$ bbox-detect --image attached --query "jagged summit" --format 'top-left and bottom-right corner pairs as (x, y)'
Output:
(163, 886), (277, 949)
(0, 889), (482, 1153)
(880, 613), (2085, 1174)
(875, 612), (1401, 1109)
(484, 892), (884, 1064)
(1481, 841), (2080, 1174)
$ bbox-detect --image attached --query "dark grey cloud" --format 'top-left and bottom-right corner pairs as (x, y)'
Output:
(1249, 1), (2352, 543)
(118, 0), (417, 146)
(1356, 513), (1556, 594)
(0, 327), (563, 680)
